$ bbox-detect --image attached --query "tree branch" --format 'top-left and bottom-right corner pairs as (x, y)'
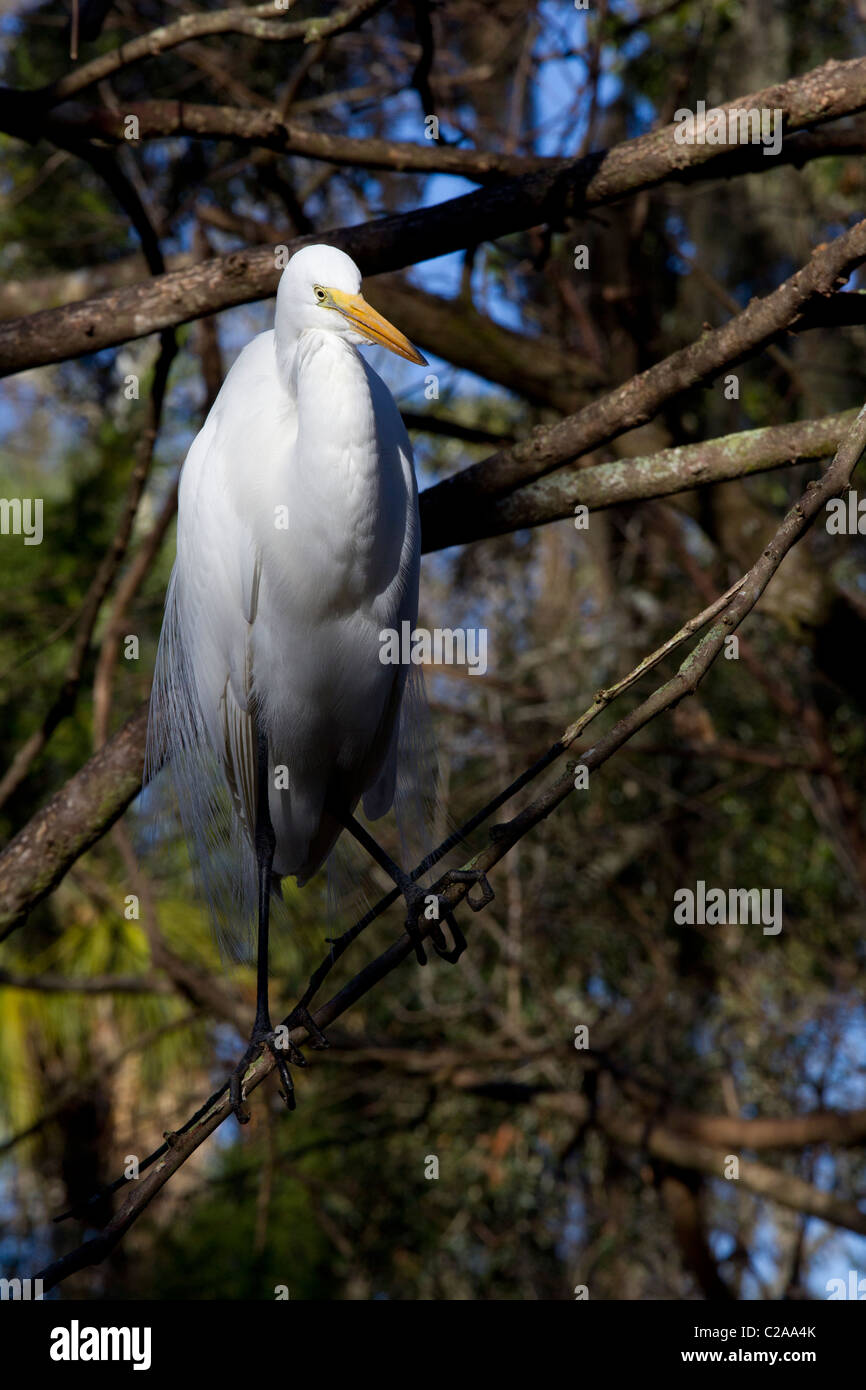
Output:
(431, 407), (858, 547)
(4, 56), (866, 375)
(0, 705), (148, 940)
(43, 101), (556, 181)
(0, 0), (389, 111)
(419, 219), (866, 535)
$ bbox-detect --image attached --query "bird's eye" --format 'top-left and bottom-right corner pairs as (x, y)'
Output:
(313, 286), (327, 303)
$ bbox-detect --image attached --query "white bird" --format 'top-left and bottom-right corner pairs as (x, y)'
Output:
(146, 243), (472, 1120)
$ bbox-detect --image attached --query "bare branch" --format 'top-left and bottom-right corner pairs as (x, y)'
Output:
(45, 101), (556, 181)
(420, 220), (866, 536)
(0, 705), (148, 940)
(601, 1109), (866, 1237)
(435, 408), (857, 547)
(4, 0), (389, 110)
(3, 56), (866, 376)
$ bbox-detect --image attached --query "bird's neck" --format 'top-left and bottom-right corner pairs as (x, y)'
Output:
(269, 328), (409, 608)
(282, 330), (380, 485)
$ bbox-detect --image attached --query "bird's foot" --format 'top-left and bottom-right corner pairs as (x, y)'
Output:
(283, 1003), (330, 1051)
(402, 869), (494, 965)
(441, 867), (496, 910)
(229, 1022), (304, 1124)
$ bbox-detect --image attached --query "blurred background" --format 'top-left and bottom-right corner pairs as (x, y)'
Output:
(2, 0), (866, 1300)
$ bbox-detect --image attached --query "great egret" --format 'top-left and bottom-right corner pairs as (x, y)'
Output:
(146, 244), (481, 1121)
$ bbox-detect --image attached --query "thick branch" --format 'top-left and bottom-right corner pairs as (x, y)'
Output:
(592, 1105), (866, 1237)
(4, 57), (866, 376)
(420, 220), (866, 535)
(0, 705), (148, 939)
(664, 1105), (866, 1151)
(430, 408), (857, 547)
(44, 101), (554, 181)
(43, 104), (866, 183)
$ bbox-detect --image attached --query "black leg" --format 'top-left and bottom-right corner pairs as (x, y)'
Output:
(229, 727), (304, 1123)
(338, 812), (492, 966)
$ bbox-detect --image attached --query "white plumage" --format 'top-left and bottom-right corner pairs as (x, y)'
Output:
(146, 245), (429, 951)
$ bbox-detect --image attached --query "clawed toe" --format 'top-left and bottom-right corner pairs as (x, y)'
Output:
(429, 906), (466, 963)
(402, 883), (462, 965)
(229, 1067), (252, 1124)
(402, 869), (494, 966)
(427, 869), (494, 961)
(267, 1039), (298, 1112)
(228, 1022), (308, 1122)
(402, 883), (433, 965)
(284, 1004), (330, 1050)
(440, 868), (495, 912)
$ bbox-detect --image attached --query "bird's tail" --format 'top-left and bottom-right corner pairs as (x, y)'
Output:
(140, 567), (260, 961)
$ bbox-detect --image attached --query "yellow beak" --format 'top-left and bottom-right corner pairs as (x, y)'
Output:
(327, 288), (427, 365)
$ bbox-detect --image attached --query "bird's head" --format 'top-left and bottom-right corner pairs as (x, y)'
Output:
(275, 244), (427, 365)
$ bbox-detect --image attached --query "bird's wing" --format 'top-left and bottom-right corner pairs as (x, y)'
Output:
(217, 558), (260, 844)
(144, 335), (283, 956)
(359, 363), (439, 868)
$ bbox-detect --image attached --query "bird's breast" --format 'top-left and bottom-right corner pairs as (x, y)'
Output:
(269, 333), (413, 616)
